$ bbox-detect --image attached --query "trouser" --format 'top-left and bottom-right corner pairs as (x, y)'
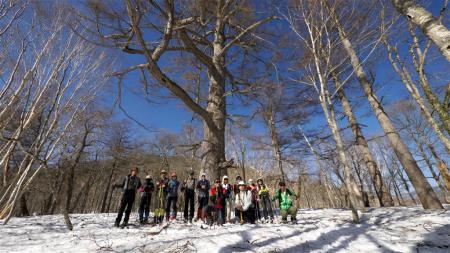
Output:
(224, 198), (233, 221)
(260, 195), (274, 220)
(138, 195), (151, 222)
(153, 192), (167, 224)
(184, 189), (195, 220)
(204, 205), (224, 225)
(280, 206), (297, 221)
(254, 201), (261, 220)
(165, 196), (178, 219)
(236, 207), (256, 224)
(197, 196), (208, 219)
(217, 208), (225, 225)
(115, 190), (135, 224)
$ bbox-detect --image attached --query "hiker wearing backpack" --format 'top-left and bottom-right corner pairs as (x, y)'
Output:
(166, 172), (180, 221)
(153, 170), (169, 224)
(257, 178), (274, 223)
(138, 175), (155, 225)
(195, 173), (210, 221)
(181, 170), (196, 223)
(114, 167), (142, 228)
(222, 175), (233, 223)
(235, 181), (255, 224)
(273, 181), (298, 224)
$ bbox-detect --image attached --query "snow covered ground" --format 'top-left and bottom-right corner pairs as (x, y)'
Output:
(1, 205), (449, 253)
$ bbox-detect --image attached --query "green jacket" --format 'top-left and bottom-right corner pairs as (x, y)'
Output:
(273, 189), (297, 210)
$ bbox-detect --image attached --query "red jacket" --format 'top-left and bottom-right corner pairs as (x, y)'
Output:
(210, 186), (226, 209)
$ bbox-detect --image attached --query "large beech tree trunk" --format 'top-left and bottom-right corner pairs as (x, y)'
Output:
(328, 2), (443, 209)
(391, 0), (450, 61)
(200, 3), (227, 180)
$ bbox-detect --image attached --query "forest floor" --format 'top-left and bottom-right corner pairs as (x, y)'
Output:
(0, 205), (449, 253)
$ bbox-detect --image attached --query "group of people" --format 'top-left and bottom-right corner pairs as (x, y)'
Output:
(114, 167), (299, 228)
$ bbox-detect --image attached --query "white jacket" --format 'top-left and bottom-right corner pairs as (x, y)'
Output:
(235, 190), (252, 211)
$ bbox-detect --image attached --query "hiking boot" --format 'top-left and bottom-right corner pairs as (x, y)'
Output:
(114, 221), (120, 227)
(120, 222), (127, 228)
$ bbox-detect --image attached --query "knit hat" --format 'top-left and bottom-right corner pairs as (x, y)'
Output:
(145, 175), (151, 179)
(223, 175), (229, 180)
(238, 181), (246, 186)
(160, 169), (167, 174)
(279, 181), (286, 186)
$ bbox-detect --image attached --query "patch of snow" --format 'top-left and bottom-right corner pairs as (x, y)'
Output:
(1, 205), (449, 253)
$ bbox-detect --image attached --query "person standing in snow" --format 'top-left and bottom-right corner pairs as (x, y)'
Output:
(235, 181), (255, 224)
(248, 179), (260, 221)
(114, 167), (142, 228)
(273, 181), (298, 224)
(257, 178), (274, 223)
(209, 178), (226, 225)
(181, 170), (196, 223)
(233, 175), (243, 220)
(166, 172), (180, 221)
(138, 175), (155, 224)
(195, 173), (210, 221)
(222, 175), (233, 223)
(154, 170), (169, 224)
(233, 175), (243, 194)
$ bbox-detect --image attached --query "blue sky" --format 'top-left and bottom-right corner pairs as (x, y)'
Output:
(100, 0), (449, 147)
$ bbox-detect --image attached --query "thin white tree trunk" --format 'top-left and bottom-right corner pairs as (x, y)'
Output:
(328, 3), (443, 209)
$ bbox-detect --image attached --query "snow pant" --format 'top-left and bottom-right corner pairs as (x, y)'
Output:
(153, 192), (167, 224)
(280, 206), (297, 221)
(116, 190), (135, 224)
(254, 201), (261, 220)
(224, 198), (233, 222)
(197, 196), (208, 220)
(260, 195), (274, 220)
(236, 207), (256, 224)
(183, 189), (195, 220)
(204, 205), (224, 225)
(217, 208), (225, 225)
(138, 195), (151, 222)
(165, 196), (178, 219)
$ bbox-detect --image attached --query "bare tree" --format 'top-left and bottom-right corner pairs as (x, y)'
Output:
(79, 0), (274, 180)
(382, 2), (450, 152)
(391, 0), (450, 61)
(284, 0), (367, 222)
(0, 9), (110, 223)
(325, 0), (443, 209)
(333, 72), (394, 207)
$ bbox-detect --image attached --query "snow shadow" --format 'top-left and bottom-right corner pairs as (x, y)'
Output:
(416, 223), (450, 253)
(217, 221), (320, 253)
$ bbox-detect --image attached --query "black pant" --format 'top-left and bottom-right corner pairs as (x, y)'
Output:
(198, 196), (208, 209)
(236, 207), (256, 224)
(139, 195), (151, 222)
(116, 190), (135, 224)
(184, 190), (195, 220)
(165, 196), (178, 219)
(260, 195), (274, 219)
